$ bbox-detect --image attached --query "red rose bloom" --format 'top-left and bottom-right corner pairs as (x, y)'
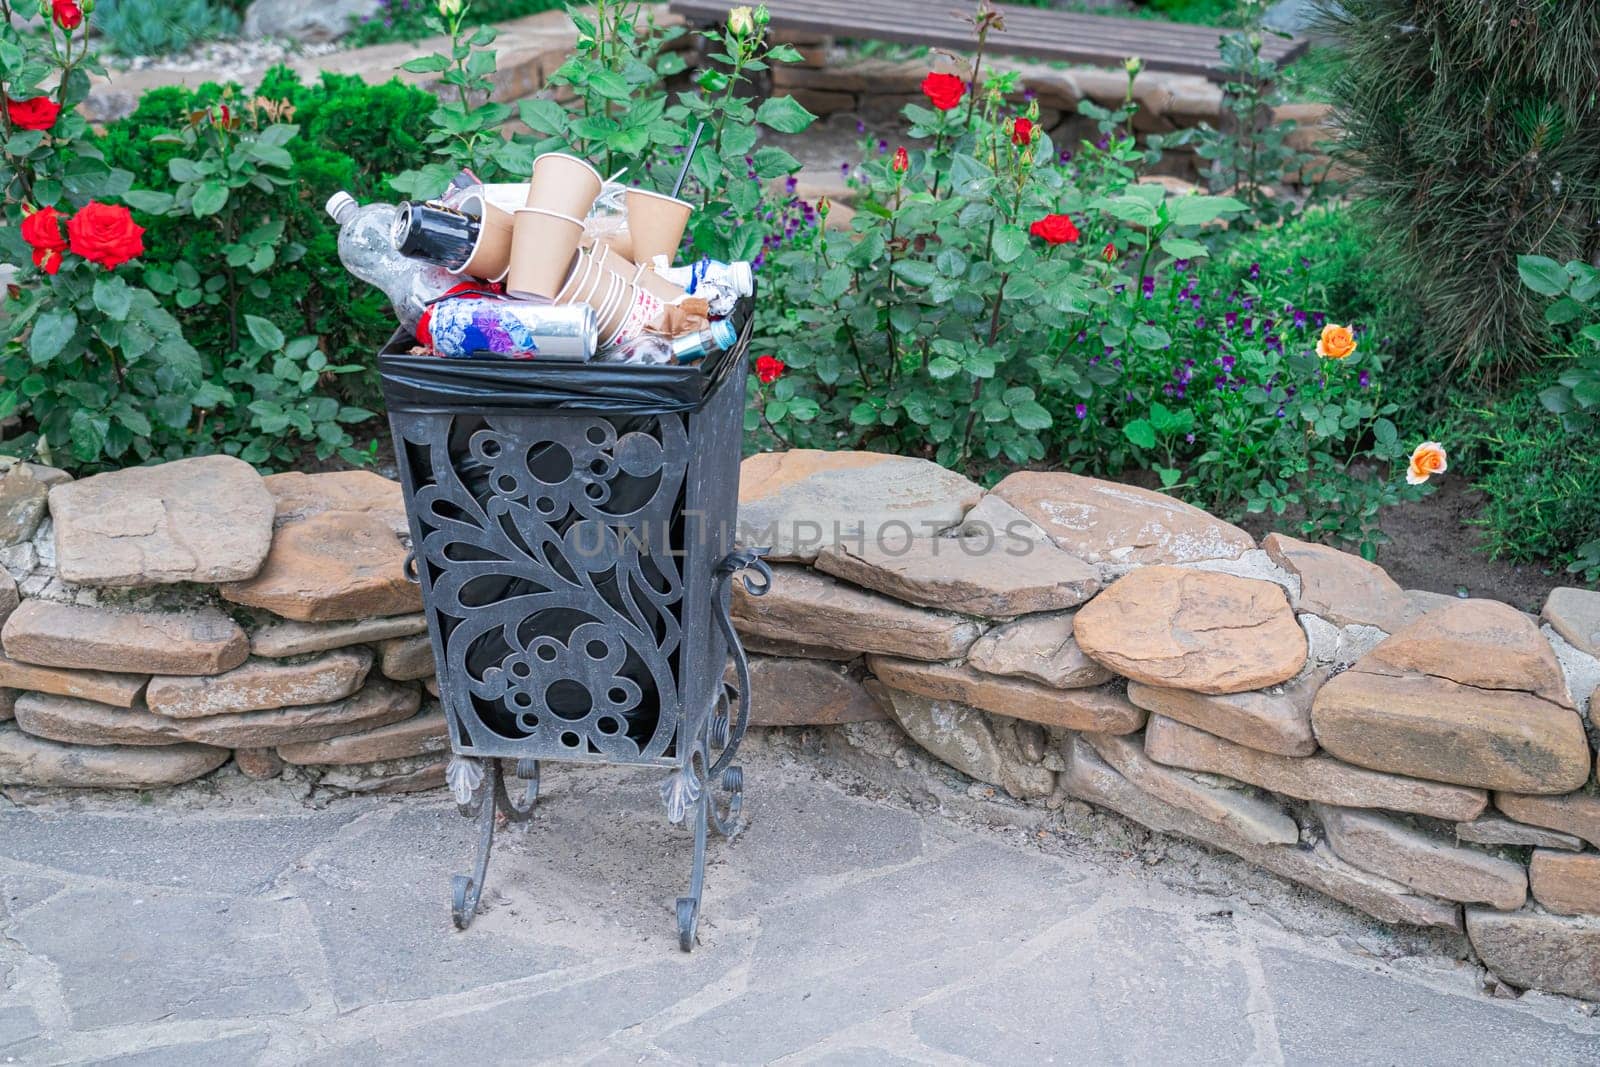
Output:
(1012, 118), (1035, 146)
(891, 146), (909, 174)
(6, 96), (61, 131)
(51, 0), (83, 29)
(21, 205), (67, 252)
(921, 72), (966, 111)
(754, 355), (786, 384)
(1102, 242), (1118, 262)
(1029, 213), (1080, 246)
(67, 201), (145, 270)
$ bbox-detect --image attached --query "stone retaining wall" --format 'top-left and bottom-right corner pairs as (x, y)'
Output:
(0, 448), (1595, 1003)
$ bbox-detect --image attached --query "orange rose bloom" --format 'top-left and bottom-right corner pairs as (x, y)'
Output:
(1406, 441), (1448, 486)
(1317, 323), (1357, 360)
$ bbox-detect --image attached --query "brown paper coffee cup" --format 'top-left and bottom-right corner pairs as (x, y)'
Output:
(527, 152), (603, 219)
(452, 191), (515, 282)
(625, 188), (693, 266)
(506, 208), (584, 300)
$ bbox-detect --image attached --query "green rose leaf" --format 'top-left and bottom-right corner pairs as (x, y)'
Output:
(244, 314), (285, 352)
(29, 309), (77, 364)
(755, 95), (817, 134)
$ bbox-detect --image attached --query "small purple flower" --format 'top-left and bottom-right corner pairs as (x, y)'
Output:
(1225, 311), (1239, 328)
(1195, 316), (1207, 330)
(856, 119), (867, 134)
(1358, 370), (1372, 389)
(1075, 330), (1087, 343)
(785, 175), (799, 193)
(1313, 312), (1327, 328)
(1075, 403), (1087, 420)
(877, 139), (889, 155)
(1175, 259), (1191, 273)
(1185, 433), (1195, 444)
(1141, 276), (1155, 299)
(1095, 135), (1110, 150)
(1248, 262), (1261, 281)
(1220, 354), (1235, 371)
(1293, 310), (1308, 330)
(1058, 149), (1074, 164)
(1242, 317), (1255, 337)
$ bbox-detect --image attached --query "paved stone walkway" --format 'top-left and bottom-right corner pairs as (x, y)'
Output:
(2, 740), (1598, 1065)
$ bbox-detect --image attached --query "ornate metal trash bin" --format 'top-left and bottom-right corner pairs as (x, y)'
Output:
(378, 298), (769, 950)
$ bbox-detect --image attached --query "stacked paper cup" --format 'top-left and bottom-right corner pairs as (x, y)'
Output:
(503, 151), (715, 350)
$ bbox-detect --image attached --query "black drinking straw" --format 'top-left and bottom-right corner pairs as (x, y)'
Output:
(671, 122), (706, 199)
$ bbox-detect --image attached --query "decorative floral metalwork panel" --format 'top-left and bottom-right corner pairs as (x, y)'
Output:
(391, 411), (691, 764)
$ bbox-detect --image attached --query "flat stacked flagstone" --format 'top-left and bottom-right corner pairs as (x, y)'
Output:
(813, 535), (1100, 616)
(2, 449), (1598, 1004)
(1312, 601), (1590, 794)
(144, 649), (372, 718)
(965, 612), (1112, 690)
(1144, 715), (1488, 821)
(736, 655), (886, 727)
(48, 456), (275, 587)
(732, 565), (983, 661)
(2, 601), (249, 676)
(220, 511), (420, 622)
(1073, 566), (1307, 694)
(989, 471), (1255, 566)
(737, 450), (984, 561)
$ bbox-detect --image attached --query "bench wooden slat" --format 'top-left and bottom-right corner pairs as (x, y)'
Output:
(669, 0), (1308, 78)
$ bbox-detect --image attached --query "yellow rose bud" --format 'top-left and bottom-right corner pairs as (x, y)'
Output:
(1124, 55), (1144, 76)
(727, 5), (754, 35)
(437, 0), (463, 17)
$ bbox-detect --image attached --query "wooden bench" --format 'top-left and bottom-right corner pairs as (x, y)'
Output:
(668, 0), (1307, 80)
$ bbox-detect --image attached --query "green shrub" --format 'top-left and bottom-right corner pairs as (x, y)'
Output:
(93, 0), (239, 56)
(1325, 0), (1600, 380)
(96, 70), (438, 424)
(1465, 378), (1600, 584)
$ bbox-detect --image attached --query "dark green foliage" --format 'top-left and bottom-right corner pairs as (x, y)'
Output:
(1463, 377), (1600, 581)
(95, 70), (438, 414)
(1323, 0), (1600, 380)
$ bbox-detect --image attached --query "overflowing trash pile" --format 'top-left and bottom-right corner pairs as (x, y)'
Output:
(326, 148), (753, 366)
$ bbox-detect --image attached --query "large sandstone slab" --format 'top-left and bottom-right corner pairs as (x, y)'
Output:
(1542, 587), (1600, 660)
(965, 612), (1112, 690)
(0, 725), (228, 789)
(868, 655), (1145, 733)
(249, 614), (429, 658)
(1454, 816), (1584, 853)
(1317, 804), (1527, 910)
(871, 683), (1055, 799)
(1363, 598), (1571, 706)
(278, 707), (448, 765)
(1062, 735), (1461, 930)
(0, 654), (147, 708)
(220, 512), (421, 623)
(2, 600), (249, 676)
(1084, 731), (1298, 846)
(737, 450), (984, 562)
(1496, 791), (1600, 851)
(1312, 669), (1591, 794)
(145, 649), (373, 718)
(48, 456), (274, 587)
(1074, 566), (1306, 694)
(1128, 674), (1320, 757)
(1145, 715), (1487, 821)
(1467, 908), (1600, 1001)
(1528, 851), (1600, 916)
(1261, 532), (1414, 631)
(16, 681), (418, 749)
(732, 565), (983, 662)
(990, 471), (1255, 566)
(262, 470), (408, 536)
(813, 535), (1100, 617)
(734, 655), (886, 727)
